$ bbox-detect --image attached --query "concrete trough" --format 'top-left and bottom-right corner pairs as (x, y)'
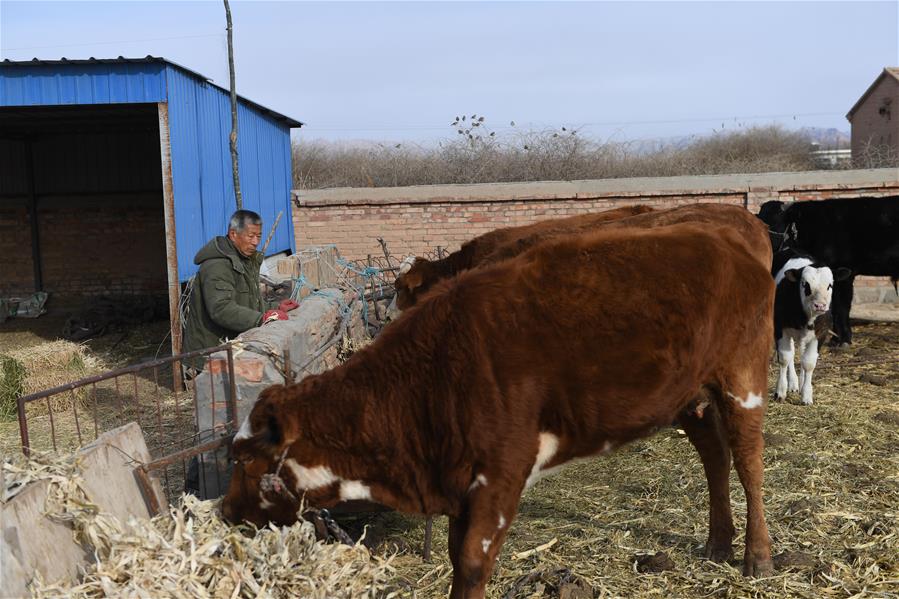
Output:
(190, 286), (369, 498)
(1, 422), (165, 597)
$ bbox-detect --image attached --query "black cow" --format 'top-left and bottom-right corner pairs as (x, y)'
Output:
(758, 196), (899, 345)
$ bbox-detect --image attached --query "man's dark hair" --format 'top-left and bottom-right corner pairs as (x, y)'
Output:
(228, 210), (262, 233)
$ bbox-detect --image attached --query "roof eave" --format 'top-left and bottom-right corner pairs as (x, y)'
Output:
(846, 68), (899, 121)
(1, 55), (304, 128)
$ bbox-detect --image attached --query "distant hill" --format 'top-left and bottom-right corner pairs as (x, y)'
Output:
(632, 127), (852, 153)
(801, 127), (850, 149)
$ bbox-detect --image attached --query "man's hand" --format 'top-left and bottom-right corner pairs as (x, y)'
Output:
(278, 299), (300, 312)
(262, 309), (289, 324)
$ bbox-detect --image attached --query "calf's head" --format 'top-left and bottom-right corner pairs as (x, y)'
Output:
(784, 264), (851, 318)
(393, 256), (429, 310)
(222, 384), (349, 527)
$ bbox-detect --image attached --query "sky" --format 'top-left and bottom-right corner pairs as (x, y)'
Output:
(2, 1), (898, 145)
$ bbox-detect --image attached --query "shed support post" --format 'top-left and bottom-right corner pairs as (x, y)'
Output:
(25, 138), (43, 291)
(157, 102), (183, 387)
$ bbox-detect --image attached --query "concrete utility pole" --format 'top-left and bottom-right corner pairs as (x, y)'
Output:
(224, 0), (242, 210)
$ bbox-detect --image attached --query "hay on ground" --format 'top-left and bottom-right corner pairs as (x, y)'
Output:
(1, 340), (107, 415)
(2, 452), (398, 598)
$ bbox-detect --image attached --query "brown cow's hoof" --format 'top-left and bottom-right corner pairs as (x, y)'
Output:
(704, 543), (734, 563)
(743, 557), (774, 577)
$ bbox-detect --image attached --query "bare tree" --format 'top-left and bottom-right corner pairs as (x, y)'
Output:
(224, 0), (242, 209)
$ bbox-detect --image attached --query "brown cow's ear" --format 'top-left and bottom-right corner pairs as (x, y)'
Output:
(248, 385), (300, 454)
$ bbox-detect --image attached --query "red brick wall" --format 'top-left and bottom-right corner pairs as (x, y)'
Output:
(0, 193), (167, 298)
(296, 194), (745, 260)
(0, 200), (35, 295)
(293, 171), (898, 259)
(292, 170), (899, 293)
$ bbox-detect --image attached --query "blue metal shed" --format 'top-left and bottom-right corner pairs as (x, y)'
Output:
(0, 56), (302, 354)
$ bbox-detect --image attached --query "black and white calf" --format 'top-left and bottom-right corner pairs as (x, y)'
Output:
(773, 250), (851, 404)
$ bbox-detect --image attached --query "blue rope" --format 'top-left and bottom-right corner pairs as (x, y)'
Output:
(288, 254), (386, 332)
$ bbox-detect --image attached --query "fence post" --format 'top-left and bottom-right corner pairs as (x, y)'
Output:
(225, 344), (238, 429)
(17, 396), (30, 456)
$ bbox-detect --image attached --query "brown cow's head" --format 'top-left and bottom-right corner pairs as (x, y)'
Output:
(393, 256), (428, 311)
(221, 383), (351, 527)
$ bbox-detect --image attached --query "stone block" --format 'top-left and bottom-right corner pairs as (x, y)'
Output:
(0, 422), (164, 596)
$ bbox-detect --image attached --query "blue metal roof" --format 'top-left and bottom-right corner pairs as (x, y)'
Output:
(0, 56), (303, 127)
(0, 56), (302, 282)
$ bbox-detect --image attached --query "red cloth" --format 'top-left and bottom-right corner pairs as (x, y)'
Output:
(262, 309), (289, 324)
(278, 299), (300, 312)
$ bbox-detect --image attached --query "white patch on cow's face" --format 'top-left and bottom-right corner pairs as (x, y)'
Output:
(498, 514), (506, 529)
(525, 433), (561, 489)
(468, 473), (488, 493)
(234, 416), (253, 441)
(284, 460), (338, 491)
(340, 480), (373, 501)
(798, 266), (835, 319)
(728, 392), (764, 410)
(482, 538), (492, 554)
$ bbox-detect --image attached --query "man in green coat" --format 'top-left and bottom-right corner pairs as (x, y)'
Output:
(182, 210), (296, 369)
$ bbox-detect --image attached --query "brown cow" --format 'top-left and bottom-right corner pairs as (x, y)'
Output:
(223, 221), (776, 598)
(394, 203), (771, 311)
(394, 204), (655, 310)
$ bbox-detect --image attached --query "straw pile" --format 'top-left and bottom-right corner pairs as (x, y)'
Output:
(2, 453), (399, 598)
(1, 340), (106, 415)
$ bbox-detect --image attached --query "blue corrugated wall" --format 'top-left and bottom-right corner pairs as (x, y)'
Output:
(164, 65), (294, 281)
(0, 62), (167, 105)
(0, 60), (297, 283)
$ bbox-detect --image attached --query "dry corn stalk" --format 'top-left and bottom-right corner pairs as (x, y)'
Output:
(3, 452), (398, 598)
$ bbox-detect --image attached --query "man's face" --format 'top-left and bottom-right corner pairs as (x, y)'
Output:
(228, 223), (263, 257)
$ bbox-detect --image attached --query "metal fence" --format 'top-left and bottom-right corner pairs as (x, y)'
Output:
(15, 344), (238, 511)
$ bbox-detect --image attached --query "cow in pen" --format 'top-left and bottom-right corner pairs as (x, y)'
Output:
(395, 203), (771, 311)
(223, 220), (776, 598)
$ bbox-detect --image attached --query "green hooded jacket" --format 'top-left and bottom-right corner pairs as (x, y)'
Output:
(182, 236), (271, 365)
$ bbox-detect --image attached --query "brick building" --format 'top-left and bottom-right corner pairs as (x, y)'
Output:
(847, 67), (899, 163)
(0, 57), (301, 354)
